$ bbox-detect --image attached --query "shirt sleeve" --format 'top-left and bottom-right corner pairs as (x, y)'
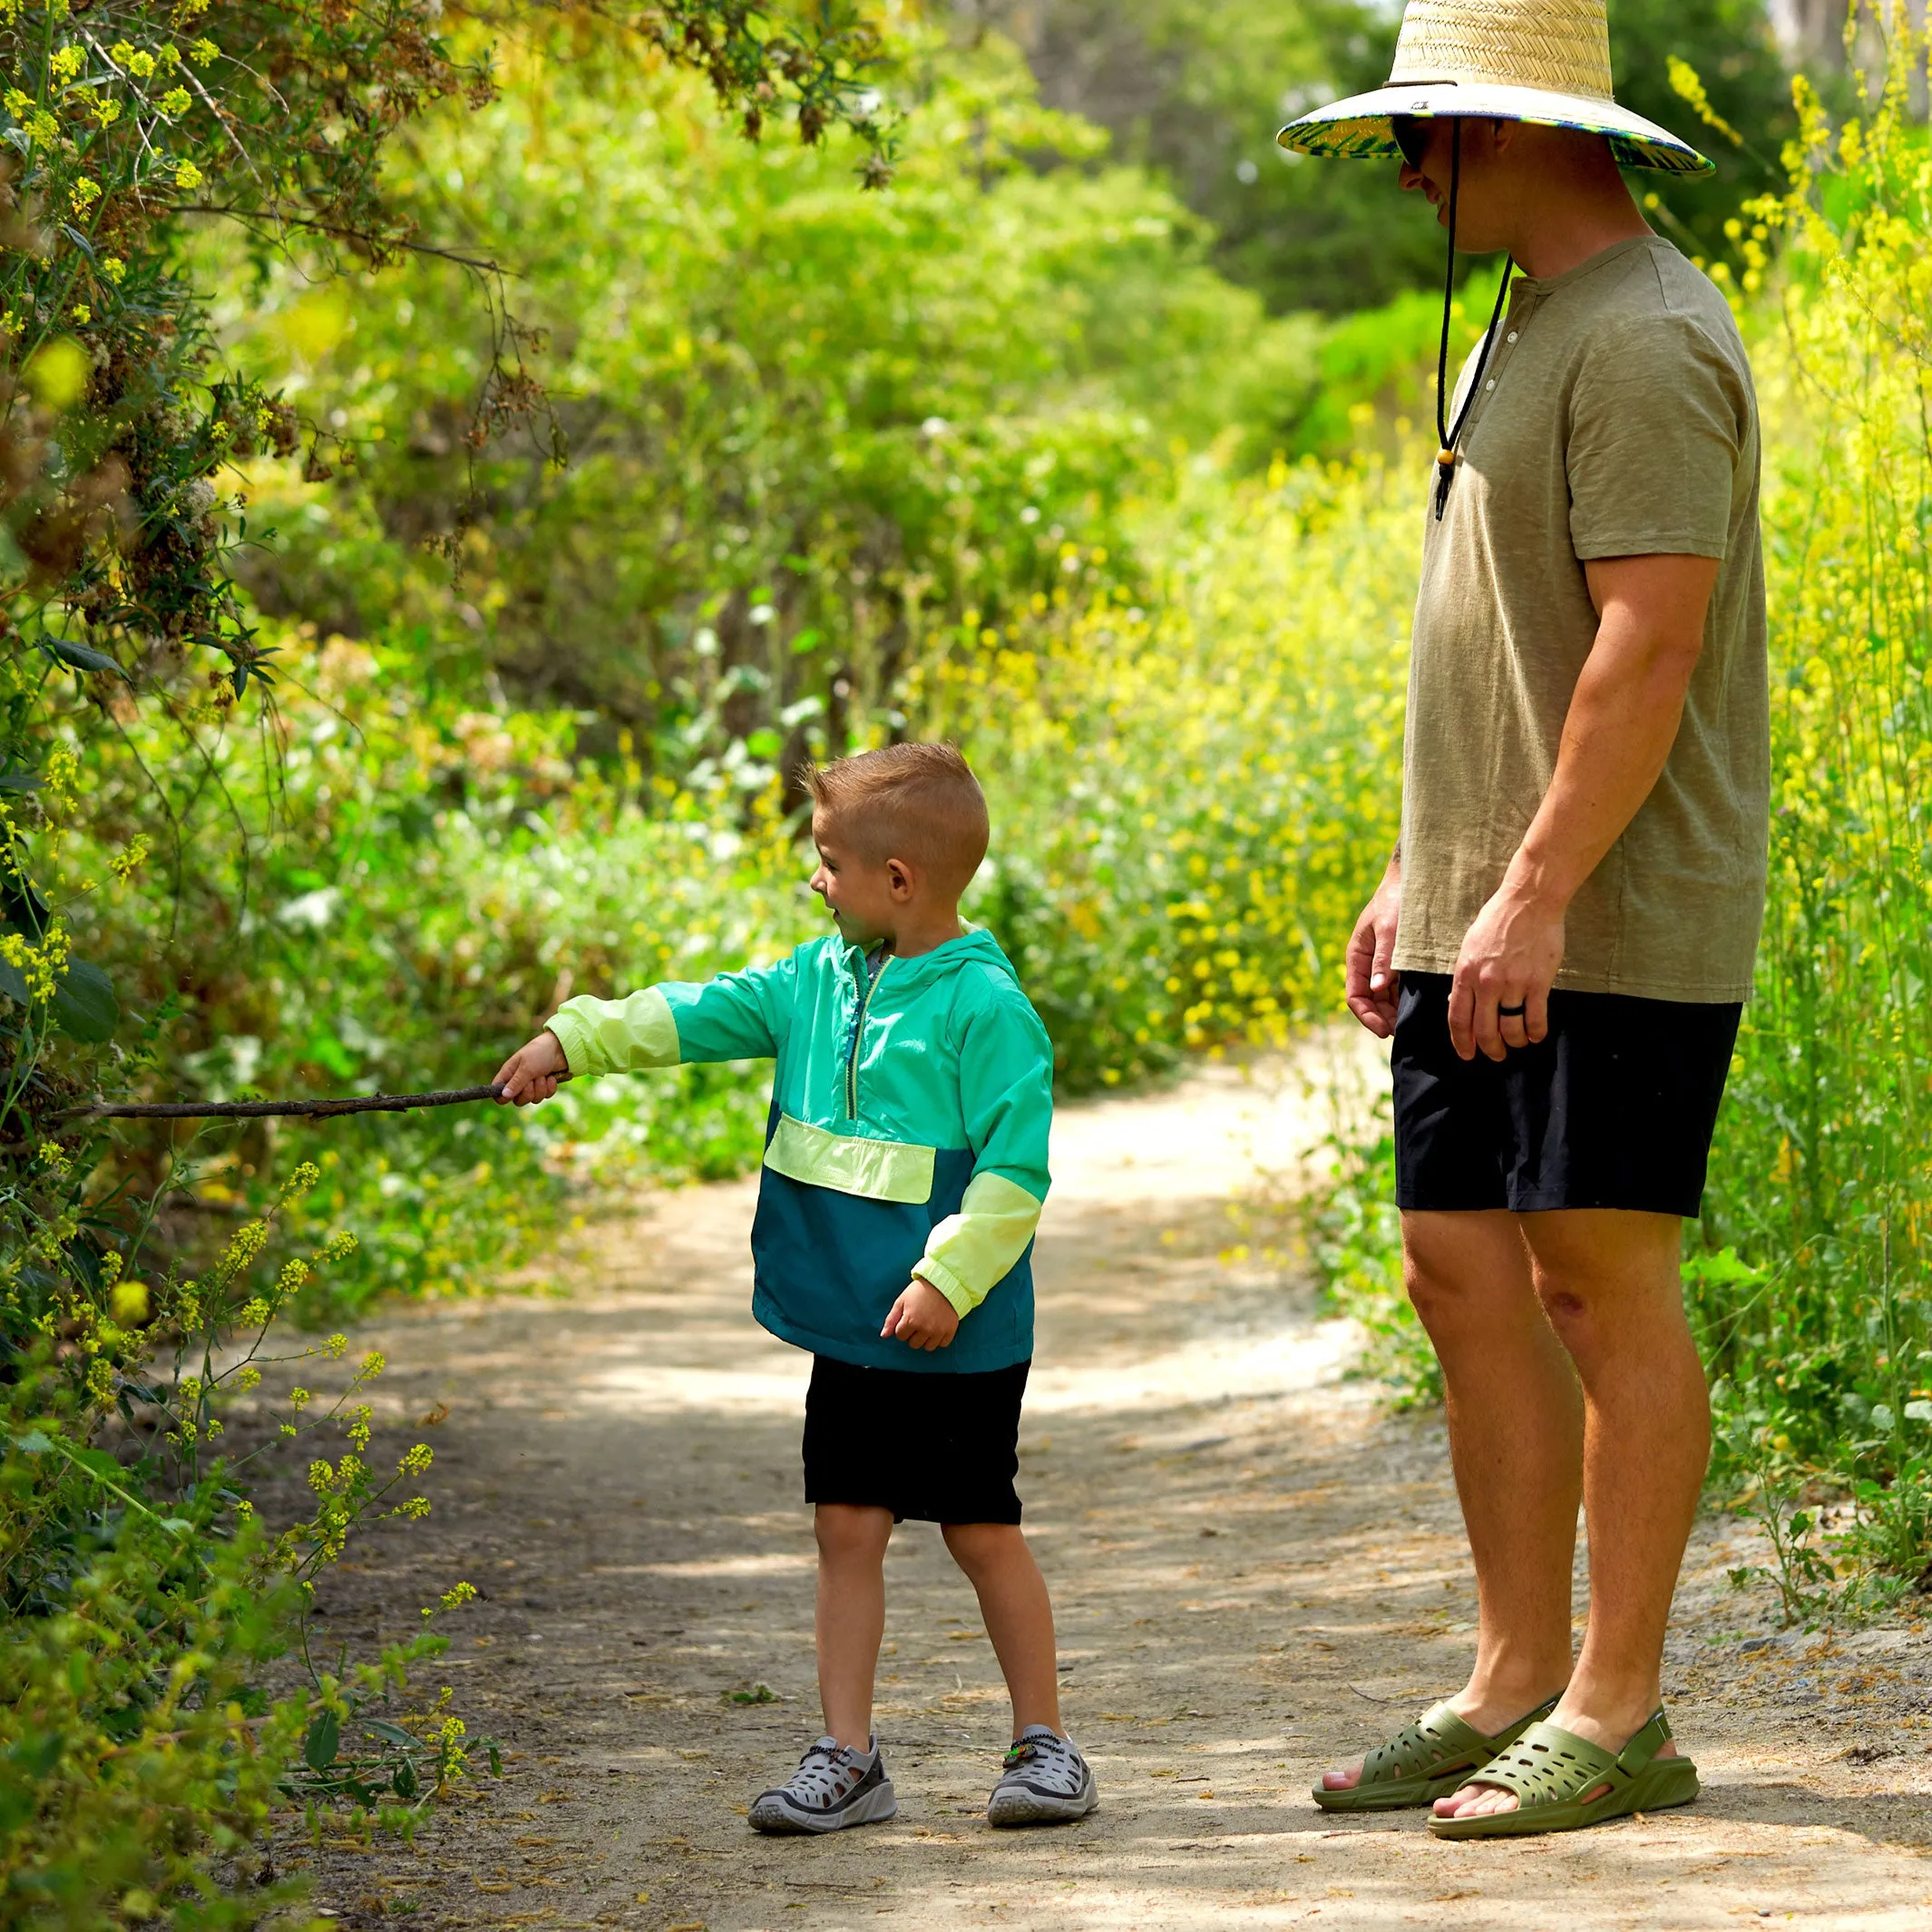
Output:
(1566, 312), (1745, 562)
(547, 954), (796, 1077)
(912, 986), (1054, 1320)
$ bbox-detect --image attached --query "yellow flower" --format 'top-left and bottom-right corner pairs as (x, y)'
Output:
(172, 158), (202, 191)
(158, 86), (190, 116)
(190, 36), (219, 66)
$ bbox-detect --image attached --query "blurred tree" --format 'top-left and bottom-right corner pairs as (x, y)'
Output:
(218, 25), (1315, 782)
(967, 0), (1804, 312)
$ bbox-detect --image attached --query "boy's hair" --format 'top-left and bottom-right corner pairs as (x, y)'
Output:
(805, 743), (990, 896)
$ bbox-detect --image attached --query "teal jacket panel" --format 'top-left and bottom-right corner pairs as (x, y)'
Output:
(547, 928), (1054, 1373)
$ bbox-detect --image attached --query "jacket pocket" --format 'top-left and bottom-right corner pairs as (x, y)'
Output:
(762, 1114), (936, 1205)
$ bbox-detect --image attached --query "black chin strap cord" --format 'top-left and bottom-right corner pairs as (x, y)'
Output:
(1433, 121), (1515, 521)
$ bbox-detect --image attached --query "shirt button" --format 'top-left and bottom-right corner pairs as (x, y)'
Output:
(1485, 378), (1496, 389)
(1507, 330), (1518, 342)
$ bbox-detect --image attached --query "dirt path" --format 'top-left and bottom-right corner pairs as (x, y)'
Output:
(288, 1045), (1932, 1931)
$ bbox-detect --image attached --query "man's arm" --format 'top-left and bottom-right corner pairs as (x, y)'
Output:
(1449, 551), (1720, 1062)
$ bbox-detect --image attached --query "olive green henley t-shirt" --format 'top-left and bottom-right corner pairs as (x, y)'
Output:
(1393, 234), (1770, 1003)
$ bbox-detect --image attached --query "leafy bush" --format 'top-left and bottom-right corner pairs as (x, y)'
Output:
(1691, 24), (1932, 1603)
(210, 24), (1318, 772)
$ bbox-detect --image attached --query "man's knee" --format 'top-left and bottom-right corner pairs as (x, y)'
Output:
(1400, 1213), (1526, 1337)
(1521, 1211), (1685, 1330)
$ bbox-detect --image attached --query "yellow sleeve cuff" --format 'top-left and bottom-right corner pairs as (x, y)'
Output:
(546, 987), (679, 1078)
(912, 1254), (979, 1321)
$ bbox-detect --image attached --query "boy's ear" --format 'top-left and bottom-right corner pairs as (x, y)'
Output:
(885, 856), (917, 900)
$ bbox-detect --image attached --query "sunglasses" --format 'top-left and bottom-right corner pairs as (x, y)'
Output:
(1391, 114), (1431, 170)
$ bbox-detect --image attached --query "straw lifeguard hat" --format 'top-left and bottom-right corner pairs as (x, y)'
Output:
(1277, 0), (1712, 177)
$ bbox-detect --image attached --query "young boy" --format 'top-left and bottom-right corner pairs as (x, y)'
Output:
(493, 743), (1096, 1834)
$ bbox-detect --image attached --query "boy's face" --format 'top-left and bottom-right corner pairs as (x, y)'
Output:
(809, 813), (912, 948)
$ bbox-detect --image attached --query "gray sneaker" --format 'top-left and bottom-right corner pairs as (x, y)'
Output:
(986, 1726), (1098, 1827)
(747, 1735), (897, 1835)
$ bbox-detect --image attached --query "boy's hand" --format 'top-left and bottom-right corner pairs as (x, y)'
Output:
(882, 1280), (960, 1351)
(493, 1029), (570, 1106)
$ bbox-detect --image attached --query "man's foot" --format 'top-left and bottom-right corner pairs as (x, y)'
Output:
(747, 1735), (897, 1835)
(1431, 1703), (1678, 1820)
(986, 1726), (1098, 1827)
(1319, 1686), (1565, 1794)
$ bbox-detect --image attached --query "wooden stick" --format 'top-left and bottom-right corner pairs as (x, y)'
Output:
(64, 1084), (517, 1121)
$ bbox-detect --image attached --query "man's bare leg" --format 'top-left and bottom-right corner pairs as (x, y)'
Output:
(1436, 1209), (1702, 1818)
(1322, 1209), (1580, 1791)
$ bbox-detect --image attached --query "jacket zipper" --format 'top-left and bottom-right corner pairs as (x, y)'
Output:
(844, 951), (887, 1121)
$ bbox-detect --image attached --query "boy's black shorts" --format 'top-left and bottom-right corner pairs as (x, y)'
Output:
(1391, 971), (1742, 1218)
(804, 1354), (1029, 1525)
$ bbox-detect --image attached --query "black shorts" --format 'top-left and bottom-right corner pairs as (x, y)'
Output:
(803, 1354), (1029, 1525)
(1391, 972), (1742, 1217)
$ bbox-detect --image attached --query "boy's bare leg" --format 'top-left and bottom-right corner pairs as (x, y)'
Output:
(815, 1504), (894, 1750)
(1436, 1209), (1701, 1818)
(1322, 1209), (1580, 1791)
(942, 1522), (1062, 1737)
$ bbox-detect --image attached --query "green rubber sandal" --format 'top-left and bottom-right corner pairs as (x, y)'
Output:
(1312, 1693), (1560, 1812)
(1427, 1710), (1699, 1839)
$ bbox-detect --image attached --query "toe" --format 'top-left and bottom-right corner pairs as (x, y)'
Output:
(1321, 1762), (1364, 1791)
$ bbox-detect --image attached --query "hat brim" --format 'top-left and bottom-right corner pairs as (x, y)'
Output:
(1277, 80), (1713, 177)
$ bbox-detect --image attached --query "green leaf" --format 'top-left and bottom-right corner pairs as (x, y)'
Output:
(41, 639), (128, 679)
(392, 1758), (419, 1800)
(1905, 1400), (1932, 1424)
(304, 1707), (341, 1771)
(363, 1720), (419, 1750)
(12, 1430), (53, 1454)
(1870, 1403), (1898, 1434)
(52, 960), (118, 1042)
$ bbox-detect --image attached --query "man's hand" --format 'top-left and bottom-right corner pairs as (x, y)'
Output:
(493, 1029), (570, 1105)
(1449, 879), (1566, 1061)
(881, 1280), (960, 1351)
(1344, 855), (1403, 1039)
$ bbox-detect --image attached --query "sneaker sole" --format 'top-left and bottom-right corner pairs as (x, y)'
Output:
(747, 1780), (898, 1836)
(987, 1780), (1098, 1829)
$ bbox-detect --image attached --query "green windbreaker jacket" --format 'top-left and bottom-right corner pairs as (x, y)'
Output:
(545, 928), (1053, 1374)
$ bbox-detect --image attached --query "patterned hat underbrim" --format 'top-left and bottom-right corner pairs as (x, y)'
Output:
(1277, 81), (1713, 178)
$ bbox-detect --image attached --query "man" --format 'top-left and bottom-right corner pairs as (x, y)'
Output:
(1276, 0), (1769, 1839)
